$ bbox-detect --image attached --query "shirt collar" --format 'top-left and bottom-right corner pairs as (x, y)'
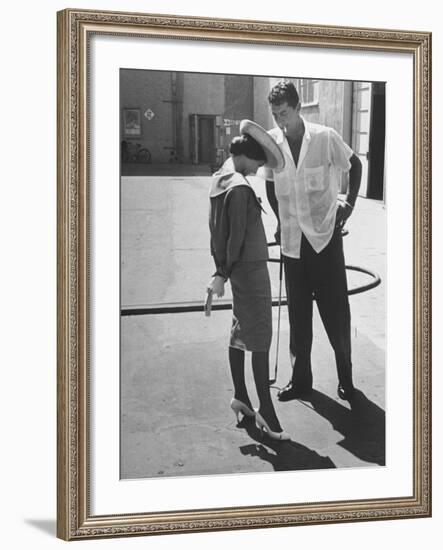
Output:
(302, 116), (312, 141)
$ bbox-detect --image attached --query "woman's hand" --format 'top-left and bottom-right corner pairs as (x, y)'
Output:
(274, 222), (281, 245)
(207, 275), (225, 298)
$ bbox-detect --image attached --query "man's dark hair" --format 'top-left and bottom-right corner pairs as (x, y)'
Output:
(229, 134), (267, 162)
(268, 80), (300, 108)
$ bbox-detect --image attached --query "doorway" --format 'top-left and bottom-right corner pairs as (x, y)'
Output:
(367, 83), (386, 201)
(351, 82), (386, 201)
(190, 114), (216, 164)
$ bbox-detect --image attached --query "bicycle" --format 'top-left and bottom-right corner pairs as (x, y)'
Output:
(133, 143), (152, 163)
(121, 140), (152, 163)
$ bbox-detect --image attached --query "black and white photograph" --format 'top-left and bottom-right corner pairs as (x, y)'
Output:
(120, 70), (386, 480)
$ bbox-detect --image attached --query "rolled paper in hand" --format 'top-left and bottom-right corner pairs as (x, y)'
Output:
(204, 288), (213, 317)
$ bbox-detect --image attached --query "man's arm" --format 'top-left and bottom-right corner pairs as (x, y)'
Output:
(346, 153), (362, 207)
(265, 180), (279, 218)
(266, 179), (281, 243)
(336, 153), (362, 228)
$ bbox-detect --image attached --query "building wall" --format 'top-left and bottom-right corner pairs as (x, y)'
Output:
(219, 75), (254, 154)
(342, 81), (353, 145)
(182, 73), (225, 162)
(301, 80), (346, 137)
(120, 69), (174, 163)
(224, 75), (254, 119)
(121, 71), (257, 165)
(316, 80), (349, 191)
(181, 73), (254, 162)
(253, 76), (275, 130)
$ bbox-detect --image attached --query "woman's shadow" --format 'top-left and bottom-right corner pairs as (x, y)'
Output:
(238, 417), (336, 471)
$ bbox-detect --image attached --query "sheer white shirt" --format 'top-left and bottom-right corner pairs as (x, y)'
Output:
(262, 118), (353, 258)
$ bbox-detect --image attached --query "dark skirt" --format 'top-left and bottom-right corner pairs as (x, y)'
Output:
(229, 261), (272, 352)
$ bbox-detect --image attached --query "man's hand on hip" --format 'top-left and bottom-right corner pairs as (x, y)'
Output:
(335, 201), (354, 229)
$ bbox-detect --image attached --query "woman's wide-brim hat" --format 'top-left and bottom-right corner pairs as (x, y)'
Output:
(239, 119), (285, 172)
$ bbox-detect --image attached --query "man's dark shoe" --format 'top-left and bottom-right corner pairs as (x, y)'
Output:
(337, 384), (356, 401)
(277, 381), (313, 401)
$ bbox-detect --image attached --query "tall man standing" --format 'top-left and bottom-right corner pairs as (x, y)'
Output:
(265, 80), (362, 402)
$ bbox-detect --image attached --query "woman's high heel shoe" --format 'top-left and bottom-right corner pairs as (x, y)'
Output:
(254, 410), (290, 441)
(230, 398), (255, 423)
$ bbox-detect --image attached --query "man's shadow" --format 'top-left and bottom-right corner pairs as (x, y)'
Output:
(237, 417), (336, 472)
(306, 388), (386, 465)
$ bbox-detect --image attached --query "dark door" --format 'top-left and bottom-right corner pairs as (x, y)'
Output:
(367, 82), (386, 201)
(198, 117), (215, 163)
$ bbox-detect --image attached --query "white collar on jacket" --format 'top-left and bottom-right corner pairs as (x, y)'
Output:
(209, 158), (265, 212)
(209, 157), (253, 198)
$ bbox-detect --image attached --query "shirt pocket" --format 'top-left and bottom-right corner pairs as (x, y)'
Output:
(304, 166), (325, 192)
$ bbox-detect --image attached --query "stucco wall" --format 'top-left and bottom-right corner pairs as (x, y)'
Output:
(253, 76), (275, 130)
(181, 73), (225, 162)
(301, 79), (346, 137)
(120, 69), (174, 163)
(219, 75), (254, 153)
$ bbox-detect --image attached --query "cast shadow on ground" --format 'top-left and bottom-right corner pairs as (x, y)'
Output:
(238, 417), (335, 472)
(24, 519), (56, 536)
(303, 389), (385, 465)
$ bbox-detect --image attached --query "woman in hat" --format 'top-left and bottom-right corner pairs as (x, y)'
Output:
(207, 120), (289, 441)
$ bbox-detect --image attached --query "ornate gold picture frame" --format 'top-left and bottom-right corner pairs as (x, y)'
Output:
(57, 8), (431, 540)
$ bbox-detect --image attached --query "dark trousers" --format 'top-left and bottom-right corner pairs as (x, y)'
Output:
(283, 228), (353, 390)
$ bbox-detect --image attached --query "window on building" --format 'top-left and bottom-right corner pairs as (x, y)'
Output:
(297, 79), (319, 106)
